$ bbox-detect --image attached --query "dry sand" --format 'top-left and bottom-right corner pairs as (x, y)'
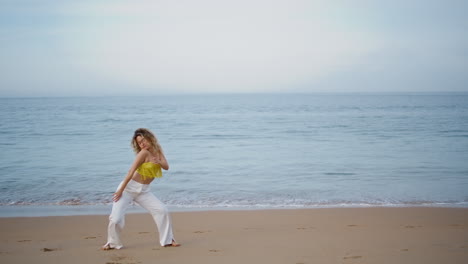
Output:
(0, 207), (467, 264)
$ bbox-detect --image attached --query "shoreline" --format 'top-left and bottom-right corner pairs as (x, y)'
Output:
(1, 203), (468, 218)
(1, 207), (467, 263)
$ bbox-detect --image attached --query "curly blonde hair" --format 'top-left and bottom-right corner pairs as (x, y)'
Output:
(131, 128), (163, 154)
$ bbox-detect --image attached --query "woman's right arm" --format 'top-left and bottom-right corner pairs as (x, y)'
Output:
(113, 150), (147, 202)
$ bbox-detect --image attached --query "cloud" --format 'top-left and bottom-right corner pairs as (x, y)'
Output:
(1, 0), (467, 96)
(58, 0), (380, 93)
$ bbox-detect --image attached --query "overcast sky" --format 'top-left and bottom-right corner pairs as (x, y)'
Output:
(1, 0), (467, 96)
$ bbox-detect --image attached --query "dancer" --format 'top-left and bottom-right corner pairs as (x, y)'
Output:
(102, 128), (180, 250)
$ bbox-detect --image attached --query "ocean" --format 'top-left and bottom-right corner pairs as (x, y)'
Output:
(1, 93), (467, 216)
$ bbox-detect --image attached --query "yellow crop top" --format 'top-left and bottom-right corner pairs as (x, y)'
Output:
(136, 162), (162, 180)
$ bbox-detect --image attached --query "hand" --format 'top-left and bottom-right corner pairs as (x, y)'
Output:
(149, 156), (161, 164)
(113, 190), (123, 202)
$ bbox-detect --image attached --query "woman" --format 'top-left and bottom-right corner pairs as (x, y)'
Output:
(102, 128), (180, 250)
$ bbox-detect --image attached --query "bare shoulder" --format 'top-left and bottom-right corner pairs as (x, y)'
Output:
(139, 149), (150, 154)
(137, 149), (151, 159)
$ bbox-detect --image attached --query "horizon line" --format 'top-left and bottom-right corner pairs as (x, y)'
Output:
(1, 91), (468, 98)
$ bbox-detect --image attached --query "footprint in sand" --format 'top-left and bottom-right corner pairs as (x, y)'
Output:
(404, 225), (422, 229)
(107, 255), (138, 264)
(41, 248), (58, 252)
(343, 255), (362, 260)
(296, 227), (316, 230)
(209, 249), (221, 253)
(194, 230), (211, 234)
(244, 227), (263, 230)
(110, 256), (126, 261)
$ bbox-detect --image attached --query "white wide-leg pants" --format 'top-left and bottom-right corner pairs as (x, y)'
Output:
(105, 180), (174, 249)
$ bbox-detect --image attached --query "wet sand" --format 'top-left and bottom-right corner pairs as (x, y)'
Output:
(0, 207), (467, 264)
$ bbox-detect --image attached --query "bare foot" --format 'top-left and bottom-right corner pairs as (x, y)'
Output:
(164, 240), (181, 247)
(101, 244), (116, 250)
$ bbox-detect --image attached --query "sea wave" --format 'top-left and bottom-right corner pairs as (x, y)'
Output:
(1, 198), (467, 209)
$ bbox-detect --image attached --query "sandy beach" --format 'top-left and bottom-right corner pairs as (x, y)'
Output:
(0, 207), (467, 264)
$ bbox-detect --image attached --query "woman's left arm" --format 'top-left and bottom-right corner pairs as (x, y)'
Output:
(158, 151), (169, 170)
